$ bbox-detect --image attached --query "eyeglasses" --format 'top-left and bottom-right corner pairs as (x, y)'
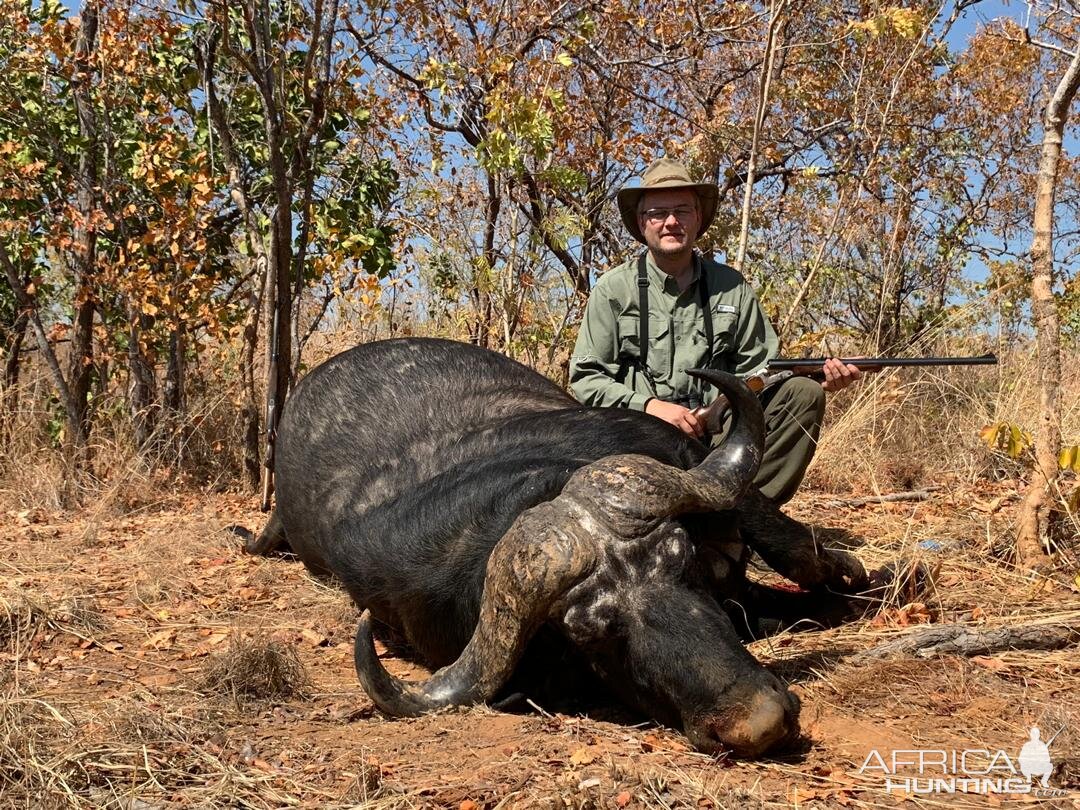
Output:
(641, 206), (696, 223)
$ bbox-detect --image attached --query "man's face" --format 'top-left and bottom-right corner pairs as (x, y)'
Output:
(638, 189), (700, 258)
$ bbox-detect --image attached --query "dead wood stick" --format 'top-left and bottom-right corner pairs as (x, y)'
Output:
(854, 622), (1080, 662)
(821, 486), (941, 508)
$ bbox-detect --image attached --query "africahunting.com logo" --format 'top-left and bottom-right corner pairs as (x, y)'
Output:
(859, 726), (1070, 797)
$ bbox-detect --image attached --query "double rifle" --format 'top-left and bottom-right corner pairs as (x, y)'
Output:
(691, 354), (998, 432)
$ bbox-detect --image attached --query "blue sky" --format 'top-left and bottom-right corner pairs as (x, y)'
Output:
(945, 0), (1022, 46)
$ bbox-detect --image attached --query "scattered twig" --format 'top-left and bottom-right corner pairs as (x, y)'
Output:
(524, 698), (554, 718)
(820, 487), (941, 508)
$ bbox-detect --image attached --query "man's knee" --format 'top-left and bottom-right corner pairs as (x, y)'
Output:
(771, 376), (825, 421)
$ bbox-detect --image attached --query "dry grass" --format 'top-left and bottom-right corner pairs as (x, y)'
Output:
(198, 633), (311, 704)
(0, 685), (402, 808)
(0, 361), (250, 518)
(806, 342), (1080, 568)
(0, 590), (104, 660)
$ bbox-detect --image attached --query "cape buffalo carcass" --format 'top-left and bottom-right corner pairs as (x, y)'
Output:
(249, 337), (870, 758)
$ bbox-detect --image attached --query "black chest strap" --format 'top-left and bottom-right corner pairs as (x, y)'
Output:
(636, 252), (713, 376)
(637, 253), (650, 370)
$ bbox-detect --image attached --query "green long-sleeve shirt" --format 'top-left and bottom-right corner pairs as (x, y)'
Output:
(569, 252), (779, 411)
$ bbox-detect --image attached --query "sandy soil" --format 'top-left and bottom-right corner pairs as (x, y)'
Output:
(2, 483), (1079, 808)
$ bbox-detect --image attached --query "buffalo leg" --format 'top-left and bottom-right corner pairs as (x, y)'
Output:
(242, 508), (293, 557)
(734, 490), (868, 592)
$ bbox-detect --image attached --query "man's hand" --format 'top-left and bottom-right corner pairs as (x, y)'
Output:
(646, 398), (705, 438)
(820, 357), (863, 393)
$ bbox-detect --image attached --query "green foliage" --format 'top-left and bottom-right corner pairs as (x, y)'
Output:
(44, 395), (66, 449)
(478, 55), (570, 175)
(1059, 445), (1080, 474)
(981, 423), (1080, 474)
(979, 421), (1033, 459)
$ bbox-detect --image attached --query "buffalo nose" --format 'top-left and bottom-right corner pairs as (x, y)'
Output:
(687, 684), (800, 758)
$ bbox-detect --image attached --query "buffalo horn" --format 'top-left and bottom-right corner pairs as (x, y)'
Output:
(683, 369), (765, 510)
(354, 515), (595, 716)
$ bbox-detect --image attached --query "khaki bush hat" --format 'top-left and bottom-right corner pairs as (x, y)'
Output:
(617, 158), (719, 244)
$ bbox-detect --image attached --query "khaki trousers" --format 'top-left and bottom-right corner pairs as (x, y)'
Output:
(711, 376), (825, 504)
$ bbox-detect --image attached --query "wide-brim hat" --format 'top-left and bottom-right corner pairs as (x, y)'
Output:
(617, 157), (719, 244)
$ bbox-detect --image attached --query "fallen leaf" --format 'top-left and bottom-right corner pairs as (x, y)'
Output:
(972, 656), (1007, 672)
(790, 787), (826, 803)
(615, 790), (632, 807)
(569, 746), (596, 766)
(873, 602), (935, 628)
(195, 629), (229, 648)
(142, 628), (177, 650)
(301, 628), (328, 647)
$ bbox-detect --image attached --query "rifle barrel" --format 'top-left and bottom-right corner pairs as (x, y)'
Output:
(769, 354), (997, 370)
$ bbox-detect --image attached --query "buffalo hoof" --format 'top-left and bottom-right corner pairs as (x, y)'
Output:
(819, 547), (870, 593)
(225, 524), (255, 547)
(232, 524), (295, 558)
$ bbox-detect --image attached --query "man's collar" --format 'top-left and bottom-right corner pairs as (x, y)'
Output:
(645, 250), (700, 292)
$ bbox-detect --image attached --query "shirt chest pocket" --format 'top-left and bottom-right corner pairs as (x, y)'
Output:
(697, 309), (739, 365)
(617, 313), (671, 374)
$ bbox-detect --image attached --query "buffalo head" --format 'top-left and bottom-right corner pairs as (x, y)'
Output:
(353, 369), (800, 757)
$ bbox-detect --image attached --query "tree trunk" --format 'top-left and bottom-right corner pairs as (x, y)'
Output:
(163, 318), (185, 459)
(874, 197), (912, 353)
(164, 321), (185, 416)
(65, 0), (102, 462)
(127, 309), (158, 451)
(235, 0), (294, 504)
(1, 247), (82, 461)
(734, 0), (786, 274)
(1016, 46), (1080, 570)
(266, 165), (292, 460)
(244, 261), (270, 491)
(471, 172), (501, 348)
(1, 305), (28, 446)
(3, 308), (27, 391)
(289, 0), (338, 383)
(196, 27), (274, 492)
(853, 621), (1079, 662)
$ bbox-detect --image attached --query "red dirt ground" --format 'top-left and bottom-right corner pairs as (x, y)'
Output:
(2, 482), (1079, 808)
